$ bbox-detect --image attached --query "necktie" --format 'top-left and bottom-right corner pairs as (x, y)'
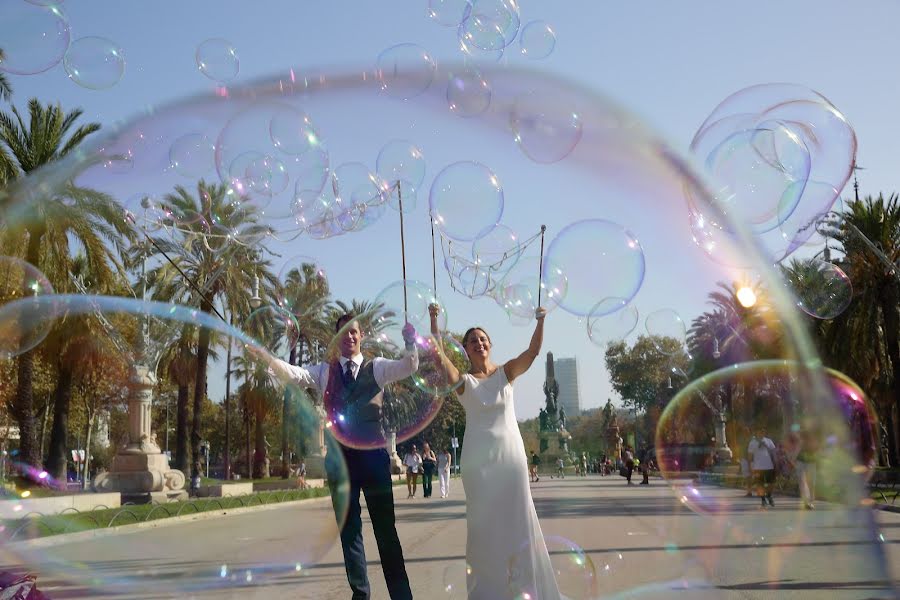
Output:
(344, 360), (356, 385)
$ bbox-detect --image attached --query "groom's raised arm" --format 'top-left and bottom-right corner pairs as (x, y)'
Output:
(373, 322), (420, 387)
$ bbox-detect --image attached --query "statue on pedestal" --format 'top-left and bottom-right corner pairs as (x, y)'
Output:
(541, 352), (560, 432)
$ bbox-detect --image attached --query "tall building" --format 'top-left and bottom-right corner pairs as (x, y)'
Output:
(553, 356), (581, 419)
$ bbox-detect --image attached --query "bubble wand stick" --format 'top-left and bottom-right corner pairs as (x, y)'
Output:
(537, 224), (546, 309)
(396, 181), (409, 321)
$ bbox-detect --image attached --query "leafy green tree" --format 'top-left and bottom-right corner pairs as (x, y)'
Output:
(0, 99), (131, 468)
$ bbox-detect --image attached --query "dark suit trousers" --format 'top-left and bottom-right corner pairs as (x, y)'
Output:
(327, 445), (412, 600)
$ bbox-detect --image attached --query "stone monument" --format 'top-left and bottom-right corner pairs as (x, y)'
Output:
(90, 278), (187, 503)
(539, 352), (571, 462)
(93, 364), (187, 503)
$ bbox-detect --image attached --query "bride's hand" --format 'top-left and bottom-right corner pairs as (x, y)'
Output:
(534, 306), (547, 321)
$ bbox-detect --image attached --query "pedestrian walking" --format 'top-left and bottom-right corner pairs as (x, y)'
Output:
(749, 427), (777, 508)
(421, 443), (437, 498)
(438, 447), (452, 498)
(403, 445), (422, 498)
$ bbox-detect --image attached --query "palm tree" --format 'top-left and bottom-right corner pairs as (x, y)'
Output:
(823, 194), (900, 464)
(276, 263), (331, 477)
(0, 99), (133, 468)
(146, 180), (274, 478)
(0, 49), (11, 103)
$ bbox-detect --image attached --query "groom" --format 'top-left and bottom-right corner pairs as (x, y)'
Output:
(273, 313), (418, 599)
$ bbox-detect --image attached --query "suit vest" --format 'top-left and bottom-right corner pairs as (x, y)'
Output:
(323, 359), (384, 443)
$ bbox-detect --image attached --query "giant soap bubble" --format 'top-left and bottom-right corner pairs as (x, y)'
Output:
(1, 62), (889, 596)
(0, 295), (348, 595)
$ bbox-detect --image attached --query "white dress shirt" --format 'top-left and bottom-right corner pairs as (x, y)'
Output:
(271, 348), (419, 394)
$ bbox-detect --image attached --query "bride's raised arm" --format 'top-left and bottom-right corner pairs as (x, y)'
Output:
(428, 303), (463, 389)
(503, 307), (546, 383)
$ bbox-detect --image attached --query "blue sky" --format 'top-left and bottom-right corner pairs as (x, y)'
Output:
(5, 0), (900, 419)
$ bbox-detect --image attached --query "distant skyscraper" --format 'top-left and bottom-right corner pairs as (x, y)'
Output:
(553, 357), (581, 418)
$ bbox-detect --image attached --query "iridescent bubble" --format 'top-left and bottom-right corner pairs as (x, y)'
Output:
(242, 305), (300, 352)
(293, 162), (382, 235)
(428, 0), (472, 27)
(703, 124), (811, 235)
(689, 84), (856, 264)
(645, 308), (686, 354)
(376, 43), (436, 100)
(376, 139), (426, 188)
(442, 561), (476, 598)
(195, 38), (239, 83)
(518, 20), (556, 59)
(245, 155), (289, 198)
(459, 0), (520, 52)
(0, 295), (348, 594)
(587, 298), (639, 349)
(471, 223), (520, 279)
(383, 179), (418, 214)
(507, 536), (597, 600)
(496, 256), (567, 322)
(510, 91), (583, 164)
(0, 258), (55, 358)
(291, 143), (331, 196)
(168, 133), (215, 178)
(784, 258), (852, 320)
(269, 107), (322, 156)
(456, 264), (492, 297)
(321, 283), (446, 448)
(430, 161), (503, 242)
(447, 66), (492, 117)
(63, 36), (125, 90)
(0, 2), (70, 75)
(656, 361), (876, 525)
(544, 219), (645, 317)
(457, 32), (505, 62)
(276, 256), (329, 317)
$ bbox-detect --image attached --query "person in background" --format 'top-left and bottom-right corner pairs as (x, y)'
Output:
(623, 446), (635, 485)
(403, 444), (422, 499)
(421, 443), (437, 499)
(530, 451), (541, 482)
(748, 427), (777, 508)
(438, 447), (453, 498)
(296, 457), (308, 490)
(556, 456), (565, 479)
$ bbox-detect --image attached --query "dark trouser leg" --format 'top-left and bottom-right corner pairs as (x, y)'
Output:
(331, 478), (370, 599)
(626, 465), (633, 483)
(423, 471), (432, 497)
(363, 454), (412, 600)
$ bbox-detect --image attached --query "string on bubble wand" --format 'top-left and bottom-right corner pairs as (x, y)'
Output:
(396, 181), (409, 323)
(537, 225), (546, 310)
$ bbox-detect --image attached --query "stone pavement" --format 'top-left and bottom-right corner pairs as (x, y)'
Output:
(11, 475), (900, 599)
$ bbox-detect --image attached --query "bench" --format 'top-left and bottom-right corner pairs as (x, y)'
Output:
(869, 470), (900, 505)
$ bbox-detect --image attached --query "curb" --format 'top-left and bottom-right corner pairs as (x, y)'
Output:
(9, 493), (334, 550)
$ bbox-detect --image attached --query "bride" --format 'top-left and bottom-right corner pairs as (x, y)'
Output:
(429, 304), (561, 600)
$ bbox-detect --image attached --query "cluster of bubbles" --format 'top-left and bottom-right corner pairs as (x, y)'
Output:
(425, 0), (556, 62)
(688, 84), (856, 266)
(0, 2), (125, 89)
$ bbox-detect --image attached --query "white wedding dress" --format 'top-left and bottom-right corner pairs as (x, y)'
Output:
(459, 368), (561, 600)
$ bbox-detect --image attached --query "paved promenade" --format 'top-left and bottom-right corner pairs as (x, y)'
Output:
(13, 475), (900, 599)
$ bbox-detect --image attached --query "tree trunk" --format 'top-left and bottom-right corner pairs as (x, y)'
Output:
(175, 383), (189, 473)
(44, 365), (73, 482)
(82, 408), (95, 489)
(245, 394), (253, 479)
(224, 327), (233, 481)
(191, 307), (211, 479)
(38, 397), (50, 464)
(13, 231), (44, 471)
(881, 290), (900, 466)
(254, 408), (267, 478)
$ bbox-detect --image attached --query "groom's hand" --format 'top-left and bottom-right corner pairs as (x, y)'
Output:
(535, 306), (548, 320)
(402, 322), (417, 350)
